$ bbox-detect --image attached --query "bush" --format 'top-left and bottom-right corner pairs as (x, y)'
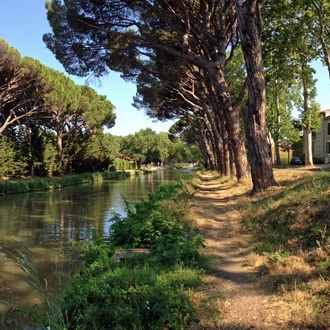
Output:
(109, 181), (205, 266)
(62, 232), (200, 330)
(60, 180), (204, 329)
(113, 159), (134, 171)
(0, 137), (28, 178)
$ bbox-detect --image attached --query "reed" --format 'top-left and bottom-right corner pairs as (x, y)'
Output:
(1, 240), (82, 330)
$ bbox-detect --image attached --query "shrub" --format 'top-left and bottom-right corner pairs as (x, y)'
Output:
(0, 171), (130, 195)
(109, 181), (205, 266)
(60, 179), (204, 329)
(62, 232), (200, 330)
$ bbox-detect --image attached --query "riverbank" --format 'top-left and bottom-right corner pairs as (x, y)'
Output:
(0, 173), (204, 329)
(189, 169), (330, 329)
(0, 170), (155, 196)
(3, 168), (330, 329)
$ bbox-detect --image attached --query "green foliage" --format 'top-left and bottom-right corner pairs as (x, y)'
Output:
(225, 48), (246, 102)
(58, 179), (204, 329)
(186, 144), (203, 163)
(75, 132), (120, 173)
(109, 181), (205, 266)
(118, 129), (194, 168)
(62, 237), (201, 329)
(42, 133), (58, 176)
(299, 100), (322, 132)
(120, 129), (158, 167)
(63, 256), (198, 329)
(113, 159), (134, 171)
(0, 137), (27, 178)
(316, 257), (330, 273)
(0, 171), (130, 196)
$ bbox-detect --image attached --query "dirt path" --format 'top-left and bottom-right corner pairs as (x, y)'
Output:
(190, 172), (281, 330)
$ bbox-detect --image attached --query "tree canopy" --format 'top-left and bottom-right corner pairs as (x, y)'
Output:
(43, 0), (278, 192)
(0, 39), (117, 176)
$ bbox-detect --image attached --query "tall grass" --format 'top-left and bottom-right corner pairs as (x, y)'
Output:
(0, 240), (83, 330)
(242, 172), (330, 253)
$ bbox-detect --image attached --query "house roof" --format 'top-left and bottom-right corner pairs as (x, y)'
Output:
(320, 109), (330, 118)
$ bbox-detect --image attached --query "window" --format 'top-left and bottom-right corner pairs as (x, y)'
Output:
(328, 122), (330, 135)
(328, 142), (330, 154)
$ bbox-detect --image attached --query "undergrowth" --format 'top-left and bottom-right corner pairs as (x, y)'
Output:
(6, 169), (330, 329)
(1, 176), (206, 329)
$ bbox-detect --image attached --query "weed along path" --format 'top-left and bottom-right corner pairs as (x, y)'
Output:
(190, 172), (282, 330)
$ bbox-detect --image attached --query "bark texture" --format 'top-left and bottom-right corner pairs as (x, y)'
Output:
(235, 0), (277, 192)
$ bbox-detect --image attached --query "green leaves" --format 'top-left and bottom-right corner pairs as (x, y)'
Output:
(0, 137), (27, 178)
(109, 180), (205, 266)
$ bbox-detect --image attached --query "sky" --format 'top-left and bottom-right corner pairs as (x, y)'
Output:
(1, 1), (329, 136)
(0, 0), (176, 136)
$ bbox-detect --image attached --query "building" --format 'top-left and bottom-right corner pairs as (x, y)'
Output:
(314, 109), (330, 163)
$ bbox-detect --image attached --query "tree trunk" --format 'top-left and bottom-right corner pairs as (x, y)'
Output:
(203, 133), (216, 171)
(57, 132), (63, 175)
(302, 69), (314, 166)
(216, 113), (231, 176)
(207, 68), (249, 180)
(304, 129), (313, 166)
(203, 112), (224, 173)
(274, 142), (281, 165)
(223, 106), (249, 181)
(235, 0), (277, 192)
(204, 61), (249, 180)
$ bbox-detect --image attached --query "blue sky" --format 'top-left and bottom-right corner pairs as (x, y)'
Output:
(0, 0), (175, 136)
(1, 1), (329, 136)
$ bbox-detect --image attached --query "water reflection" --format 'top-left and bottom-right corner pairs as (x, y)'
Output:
(0, 169), (191, 318)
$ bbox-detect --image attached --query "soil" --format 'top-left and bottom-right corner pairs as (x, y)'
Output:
(189, 171), (285, 330)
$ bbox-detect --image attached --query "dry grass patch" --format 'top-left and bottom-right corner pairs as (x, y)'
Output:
(235, 169), (330, 328)
(189, 287), (232, 329)
(190, 169), (330, 329)
(268, 276), (330, 328)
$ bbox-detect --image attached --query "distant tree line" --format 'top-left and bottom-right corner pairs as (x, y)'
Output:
(119, 129), (202, 169)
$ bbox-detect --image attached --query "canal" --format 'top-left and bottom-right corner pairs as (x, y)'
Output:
(0, 169), (191, 322)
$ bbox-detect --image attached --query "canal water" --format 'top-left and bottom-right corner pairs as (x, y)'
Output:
(0, 169), (191, 322)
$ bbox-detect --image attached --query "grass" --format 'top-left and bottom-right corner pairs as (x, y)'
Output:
(187, 168), (330, 328)
(4, 167), (330, 329)
(0, 240), (82, 330)
(0, 171), (131, 196)
(236, 168), (330, 328)
(1, 176), (206, 330)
